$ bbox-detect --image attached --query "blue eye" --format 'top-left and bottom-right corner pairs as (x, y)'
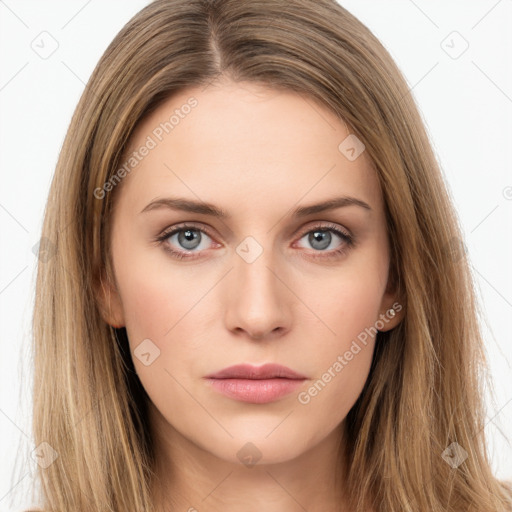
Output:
(298, 228), (348, 251)
(156, 224), (215, 259)
(295, 223), (354, 259)
(155, 222), (354, 260)
(168, 227), (209, 251)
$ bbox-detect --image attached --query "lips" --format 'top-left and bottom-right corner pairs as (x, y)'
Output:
(205, 363), (307, 380)
(204, 363), (307, 404)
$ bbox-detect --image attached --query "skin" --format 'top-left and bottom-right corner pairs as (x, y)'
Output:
(97, 78), (402, 512)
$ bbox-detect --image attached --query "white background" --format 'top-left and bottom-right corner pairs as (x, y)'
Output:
(0, 1), (511, 510)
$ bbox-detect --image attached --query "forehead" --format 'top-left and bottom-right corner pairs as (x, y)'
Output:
(116, 80), (382, 218)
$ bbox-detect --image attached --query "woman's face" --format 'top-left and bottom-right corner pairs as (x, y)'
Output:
(100, 79), (401, 467)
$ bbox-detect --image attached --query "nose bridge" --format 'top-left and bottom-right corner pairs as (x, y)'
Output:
(224, 234), (290, 338)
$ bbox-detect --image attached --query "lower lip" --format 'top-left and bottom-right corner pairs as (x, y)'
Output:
(206, 378), (305, 404)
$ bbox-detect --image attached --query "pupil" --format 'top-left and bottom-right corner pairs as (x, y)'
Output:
(310, 230), (331, 250)
(179, 229), (200, 249)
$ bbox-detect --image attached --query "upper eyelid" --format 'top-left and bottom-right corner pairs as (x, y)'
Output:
(159, 221), (351, 244)
(159, 222), (215, 240)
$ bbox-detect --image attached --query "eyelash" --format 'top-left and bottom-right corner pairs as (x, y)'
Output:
(154, 222), (355, 261)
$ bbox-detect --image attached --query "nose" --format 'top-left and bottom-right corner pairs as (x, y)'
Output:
(223, 246), (292, 341)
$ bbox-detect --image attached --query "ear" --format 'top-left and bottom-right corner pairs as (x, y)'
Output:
(94, 270), (125, 328)
(377, 269), (404, 332)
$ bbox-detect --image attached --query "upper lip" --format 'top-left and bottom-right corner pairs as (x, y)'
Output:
(205, 363), (307, 380)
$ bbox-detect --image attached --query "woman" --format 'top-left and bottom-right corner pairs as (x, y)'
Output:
(25, 0), (512, 510)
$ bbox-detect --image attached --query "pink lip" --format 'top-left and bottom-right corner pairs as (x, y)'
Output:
(204, 363), (307, 404)
(205, 363), (307, 380)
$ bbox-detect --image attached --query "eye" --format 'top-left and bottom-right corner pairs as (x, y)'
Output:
(155, 223), (217, 260)
(155, 222), (354, 260)
(294, 223), (354, 259)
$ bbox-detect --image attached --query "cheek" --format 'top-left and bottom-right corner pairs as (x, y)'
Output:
(290, 280), (382, 442)
(113, 256), (212, 417)
(305, 251), (388, 352)
(298, 277), (381, 384)
(111, 223), (202, 335)
(118, 269), (180, 343)
(294, 245), (388, 407)
(110, 235), (197, 360)
(111, 238), (228, 398)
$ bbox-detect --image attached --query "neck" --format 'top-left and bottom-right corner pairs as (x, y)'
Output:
(148, 402), (350, 512)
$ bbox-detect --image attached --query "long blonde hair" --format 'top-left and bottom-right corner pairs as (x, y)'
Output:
(23, 0), (512, 510)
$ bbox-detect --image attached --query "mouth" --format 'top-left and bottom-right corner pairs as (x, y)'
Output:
(204, 363), (307, 404)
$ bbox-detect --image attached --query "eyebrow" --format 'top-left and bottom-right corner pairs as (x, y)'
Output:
(140, 195), (372, 218)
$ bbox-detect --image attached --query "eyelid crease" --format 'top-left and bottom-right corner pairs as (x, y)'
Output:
(154, 220), (352, 242)
(154, 220), (355, 259)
